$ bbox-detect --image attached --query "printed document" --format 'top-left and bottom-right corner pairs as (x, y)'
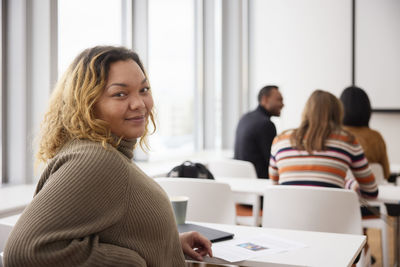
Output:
(210, 233), (307, 262)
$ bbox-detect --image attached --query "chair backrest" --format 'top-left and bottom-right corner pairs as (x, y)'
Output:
(370, 163), (386, 185)
(0, 214), (20, 255)
(207, 159), (258, 178)
(155, 177), (236, 224)
(346, 162), (386, 185)
(262, 185), (362, 235)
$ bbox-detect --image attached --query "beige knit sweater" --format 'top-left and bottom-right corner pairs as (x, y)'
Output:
(4, 139), (186, 266)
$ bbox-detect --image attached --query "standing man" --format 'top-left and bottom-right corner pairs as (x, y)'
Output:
(234, 85), (284, 178)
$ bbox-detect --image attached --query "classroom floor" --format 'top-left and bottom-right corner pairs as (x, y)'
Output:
(368, 216), (396, 267)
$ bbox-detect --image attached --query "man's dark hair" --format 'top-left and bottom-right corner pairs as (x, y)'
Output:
(258, 85), (278, 103)
(340, 86), (371, 127)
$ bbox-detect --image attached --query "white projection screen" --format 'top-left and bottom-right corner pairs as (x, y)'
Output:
(356, 0), (400, 110)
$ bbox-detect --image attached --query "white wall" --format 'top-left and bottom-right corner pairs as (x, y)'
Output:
(5, 0), (56, 184)
(250, 0), (351, 131)
(370, 113), (400, 166)
(356, 0), (400, 109)
(7, 0), (28, 184)
(356, 0), (400, 166)
(249, 0), (400, 165)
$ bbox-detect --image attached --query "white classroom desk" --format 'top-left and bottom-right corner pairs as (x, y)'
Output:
(136, 149), (233, 178)
(0, 184), (36, 218)
(375, 184), (400, 266)
(0, 150), (232, 216)
(215, 177), (272, 196)
(0, 214), (20, 253)
(377, 184), (400, 204)
(195, 222), (366, 267)
(214, 177), (272, 226)
(0, 216), (365, 267)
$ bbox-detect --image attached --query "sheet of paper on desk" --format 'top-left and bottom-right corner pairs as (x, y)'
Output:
(211, 234), (307, 262)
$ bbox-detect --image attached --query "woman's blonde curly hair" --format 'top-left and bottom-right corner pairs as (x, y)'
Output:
(36, 46), (156, 163)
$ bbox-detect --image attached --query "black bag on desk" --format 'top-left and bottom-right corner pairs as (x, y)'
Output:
(167, 161), (214, 179)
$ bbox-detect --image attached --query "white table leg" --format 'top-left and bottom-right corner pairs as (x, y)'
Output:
(396, 216), (400, 267)
(252, 197), (261, 226)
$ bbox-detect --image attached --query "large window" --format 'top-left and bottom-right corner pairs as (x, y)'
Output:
(0, 0), (231, 185)
(0, 0), (3, 183)
(58, 0), (127, 76)
(147, 0), (196, 159)
(58, 0), (197, 159)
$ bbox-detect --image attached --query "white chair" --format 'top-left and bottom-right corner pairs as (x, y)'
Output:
(262, 186), (369, 267)
(155, 177), (236, 224)
(207, 159), (258, 178)
(361, 200), (389, 267)
(207, 159), (260, 226)
(346, 163), (390, 267)
(0, 214), (21, 267)
(370, 163), (388, 185)
(365, 162), (389, 267)
(346, 163), (387, 185)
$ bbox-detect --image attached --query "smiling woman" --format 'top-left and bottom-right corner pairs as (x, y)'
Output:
(3, 46), (212, 266)
(95, 60), (154, 140)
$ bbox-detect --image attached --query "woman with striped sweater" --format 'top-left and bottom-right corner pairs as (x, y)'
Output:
(269, 90), (378, 198)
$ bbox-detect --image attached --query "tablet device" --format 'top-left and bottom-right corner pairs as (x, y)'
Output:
(177, 223), (234, 243)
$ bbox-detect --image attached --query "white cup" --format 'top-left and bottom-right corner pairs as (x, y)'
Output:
(170, 196), (189, 225)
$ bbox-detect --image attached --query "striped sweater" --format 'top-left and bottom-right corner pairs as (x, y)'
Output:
(269, 130), (378, 198)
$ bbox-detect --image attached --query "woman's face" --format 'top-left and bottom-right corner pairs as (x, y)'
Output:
(95, 60), (153, 139)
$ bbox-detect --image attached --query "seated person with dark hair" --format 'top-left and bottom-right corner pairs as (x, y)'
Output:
(234, 85), (284, 178)
(340, 86), (390, 180)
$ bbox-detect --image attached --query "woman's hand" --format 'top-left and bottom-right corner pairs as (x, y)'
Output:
(345, 178), (361, 195)
(179, 231), (213, 261)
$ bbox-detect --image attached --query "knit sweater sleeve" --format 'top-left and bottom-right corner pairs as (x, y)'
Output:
(4, 143), (146, 267)
(268, 137), (280, 184)
(349, 142), (379, 199)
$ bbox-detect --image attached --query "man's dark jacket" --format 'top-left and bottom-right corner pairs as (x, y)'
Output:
(234, 105), (276, 178)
